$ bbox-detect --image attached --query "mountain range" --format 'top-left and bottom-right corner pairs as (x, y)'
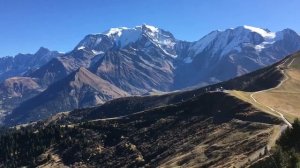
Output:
(1, 24), (300, 125)
(0, 47), (62, 82)
(3, 50), (300, 167)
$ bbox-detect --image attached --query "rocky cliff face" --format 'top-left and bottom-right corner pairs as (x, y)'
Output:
(0, 47), (62, 81)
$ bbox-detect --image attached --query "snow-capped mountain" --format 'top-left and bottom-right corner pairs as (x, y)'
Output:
(173, 25), (300, 89)
(26, 24), (177, 90)
(76, 24), (177, 57)
(3, 25), (300, 125)
(186, 25), (294, 65)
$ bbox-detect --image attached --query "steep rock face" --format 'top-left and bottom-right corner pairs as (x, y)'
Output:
(69, 67), (129, 105)
(91, 48), (174, 94)
(76, 34), (114, 53)
(0, 47), (61, 81)
(0, 77), (43, 123)
(7, 68), (128, 125)
(261, 29), (300, 61)
(0, 77), (42, 98)
(27, 49), (98, 86)
(173, 26), (300, 89)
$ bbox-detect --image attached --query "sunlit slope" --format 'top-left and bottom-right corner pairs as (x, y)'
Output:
(229, 52), (300, 123)
(253, 53), (300, 121)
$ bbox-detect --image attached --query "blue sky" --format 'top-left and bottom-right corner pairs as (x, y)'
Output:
(0, 0), (299, 56)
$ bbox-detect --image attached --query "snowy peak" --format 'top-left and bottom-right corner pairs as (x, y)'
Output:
(139, 24), (177, 57)
(76, 24), (299, 64)
(76, 24), (177, 57)
(103, 24), (160, 38)
(102, 24), (175, 49)
(104, 27), (129, 36)
(103, 26), (143, 48)
(142, 24), (159, 33)
(242, 25), (276, 40)
(190, 25), (293, 57)
(75, 33), (114, 54)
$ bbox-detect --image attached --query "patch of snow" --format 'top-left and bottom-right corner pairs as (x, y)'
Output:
(162, 49), (177, 58)
(143, 24), (159, 33)
(103, 25), (177, 58)
(103, 26), (142, 48)
(77, 46), (85, 50)
(243, 25), (276, 40)
(92, 50), (104, 55)
(183, 57), (193, 63)
(141, 25), (177, 58)
(104, 27), (129, 36)
(191, 26), (282, 57)
(73, 24), (178, 58)
(149, 39), (177, 58)
(142, 24), (159, 38)
(95, 37), (102, 44)
(254, 41), (276, 52)
(255, 44), (265, 52)
(217, 30), (245, 57)
(191, 31), (219, 54)
(252, 29), (285, 53)
(128, 47), (137, 51)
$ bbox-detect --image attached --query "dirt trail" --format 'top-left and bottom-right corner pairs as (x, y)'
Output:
(250, 58), (295, 128)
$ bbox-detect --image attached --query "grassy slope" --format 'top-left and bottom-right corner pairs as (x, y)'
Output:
(229, 52), (300, 123)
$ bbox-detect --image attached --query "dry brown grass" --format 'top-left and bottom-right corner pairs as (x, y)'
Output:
(229, 55), (300, 123)
(252, 67), (300, 123)
(158, 120), (278, 168)
(37, 149), (68, 168)
(228, 90), (280, 119)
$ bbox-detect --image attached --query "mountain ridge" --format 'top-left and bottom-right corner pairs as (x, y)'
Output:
(2, 25), (300, 125)
(0, 47), (62, 82)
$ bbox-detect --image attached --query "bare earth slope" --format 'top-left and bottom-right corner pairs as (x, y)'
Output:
(6, 68), (129, 125)
(0, 77), (43, 123)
